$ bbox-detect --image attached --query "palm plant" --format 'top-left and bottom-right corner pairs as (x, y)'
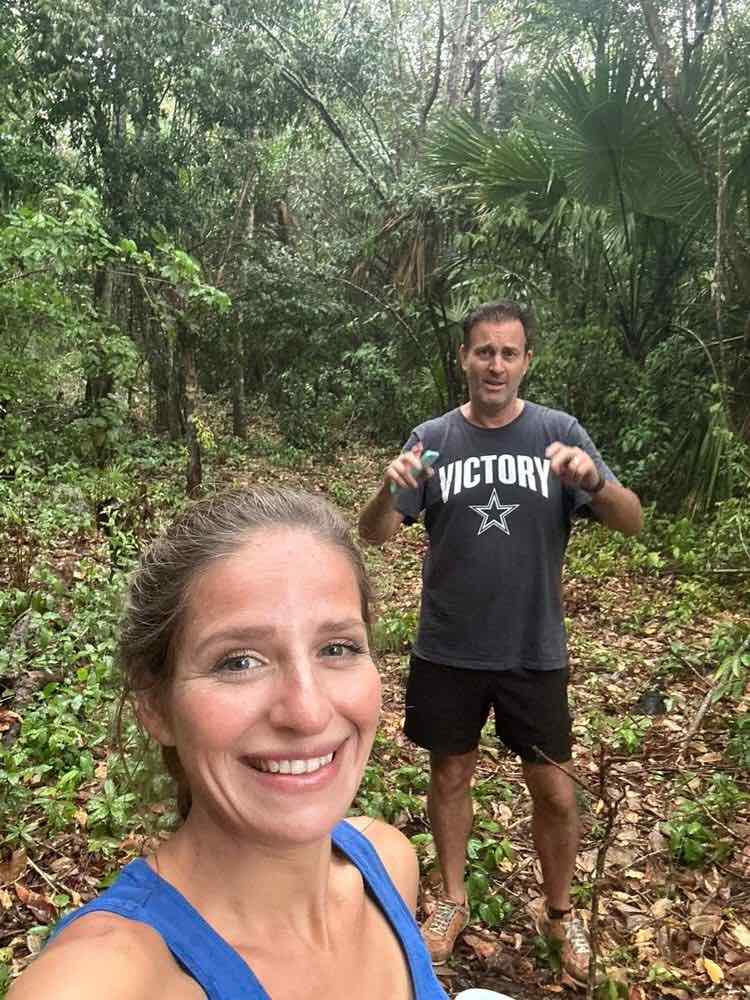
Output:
(428, 51), (712, 356)
(427, 46), (750, 510)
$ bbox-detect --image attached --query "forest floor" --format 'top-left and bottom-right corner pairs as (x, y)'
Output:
(1, 420), (749, 998)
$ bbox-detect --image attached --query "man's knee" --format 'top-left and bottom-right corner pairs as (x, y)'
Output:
(525, 764), (577, 820)
(429, 750), (478, 797)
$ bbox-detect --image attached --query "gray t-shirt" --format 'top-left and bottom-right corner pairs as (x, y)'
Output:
(395, 402), (616, 672)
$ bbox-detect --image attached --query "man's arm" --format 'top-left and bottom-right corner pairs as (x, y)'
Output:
(358, 442), (430, 546)
(545, 442), (643, 536)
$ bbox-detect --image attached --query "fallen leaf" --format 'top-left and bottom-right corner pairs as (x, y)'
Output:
(95, 760), (108, 780)
(463, 933), (497, 960)
(74, 808), (88, 828)
(26, 933), (43, 956)
(0, 888), (12, 909)
(689, 913), (723, 937)
(728, 961), (750, 984)
(0, 709), (21, 732)
(701, 957), (724, 984)
(628, 987), (646, 1000)
(651, 897), (673, 918)
(659, 989), (690, 999)
(731, 923), (750, 949)
(0, 848), (27, 885)
(15, 883), (57, 922)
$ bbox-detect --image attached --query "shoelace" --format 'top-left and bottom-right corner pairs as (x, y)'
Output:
(563, 914), (590, 956)
(428, 899), (465, 936)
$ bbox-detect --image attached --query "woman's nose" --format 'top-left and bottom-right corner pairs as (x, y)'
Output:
(268, 667), (334, 734)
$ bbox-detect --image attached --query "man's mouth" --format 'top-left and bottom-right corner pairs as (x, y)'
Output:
(246, 751), (335, 775)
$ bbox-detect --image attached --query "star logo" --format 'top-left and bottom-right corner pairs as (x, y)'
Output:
(469, 489), (519, 536)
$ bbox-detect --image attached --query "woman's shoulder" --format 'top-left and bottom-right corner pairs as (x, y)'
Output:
(344, 816), (419, 913)
(7, 911), (205, 1000)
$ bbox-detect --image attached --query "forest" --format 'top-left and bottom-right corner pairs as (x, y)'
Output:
(1, 0), (749, 996)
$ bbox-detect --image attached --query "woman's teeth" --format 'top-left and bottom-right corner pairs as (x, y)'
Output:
(252, 752), (334, 775)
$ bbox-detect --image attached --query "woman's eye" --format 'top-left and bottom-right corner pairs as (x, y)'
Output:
(214, 653), (262, 676)
(321, 641), (364, 658)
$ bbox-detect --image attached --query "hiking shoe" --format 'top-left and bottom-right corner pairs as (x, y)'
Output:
(532, 897), (593, 985)
(421, 896), (470, 965)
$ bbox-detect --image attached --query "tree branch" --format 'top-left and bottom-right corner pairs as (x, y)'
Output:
(420, 0), (445, 129)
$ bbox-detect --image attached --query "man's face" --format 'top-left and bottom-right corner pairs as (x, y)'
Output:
(459, 319), (531, 415)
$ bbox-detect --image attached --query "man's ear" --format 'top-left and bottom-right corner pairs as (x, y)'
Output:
(136, 691), (176, 747)
(458, 343), (468, 371)
(523, 349), (533, 377)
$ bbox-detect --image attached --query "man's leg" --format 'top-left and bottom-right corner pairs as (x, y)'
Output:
(522, 760), (578, 911)
(428, 748), (479, 903)
(403, 656), (490, 963)
(523, 759), (594, 984)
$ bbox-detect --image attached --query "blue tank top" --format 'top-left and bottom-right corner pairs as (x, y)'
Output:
(52, 821), (449, 999)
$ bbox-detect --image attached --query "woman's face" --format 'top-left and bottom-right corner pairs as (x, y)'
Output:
(146, 527), (381, 846)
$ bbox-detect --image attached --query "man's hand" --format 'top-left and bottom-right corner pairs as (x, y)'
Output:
(545, 442), (602, 492)
(545, 441), (643, 536)
(385, 441), (435, 493)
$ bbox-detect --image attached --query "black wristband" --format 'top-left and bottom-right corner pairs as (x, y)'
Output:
(588, 472), (606, 494)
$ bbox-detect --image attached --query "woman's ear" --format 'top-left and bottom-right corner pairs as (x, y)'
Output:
(136, 691), (176, 747)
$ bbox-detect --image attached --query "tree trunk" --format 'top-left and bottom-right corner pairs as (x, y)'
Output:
(86, 266), (115, 406)
(446, 0), (470, 108)
(177, 321), (202, 496)
(231, 322), (246, 439)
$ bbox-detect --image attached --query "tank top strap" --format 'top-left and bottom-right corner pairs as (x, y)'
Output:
(331, 821), (449, 999)
(52, 859), (270, 999)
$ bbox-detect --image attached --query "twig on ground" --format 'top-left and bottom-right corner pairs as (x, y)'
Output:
(26, 855), (75, 897)
(682, 681), (720, 747)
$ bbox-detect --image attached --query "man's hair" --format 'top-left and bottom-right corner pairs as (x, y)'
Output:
(462, 300), (535, 351)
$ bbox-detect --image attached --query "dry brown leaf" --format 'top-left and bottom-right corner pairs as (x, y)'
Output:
(649, 825), (668, 853)
(727, 961), (750, 983)
(0, 888), (12, 909)
(0, 709), (21, 732)
(731, 923), (750, 949)
(15, 883), (57, 923)
(651, 897), (672, 918)
(462, 933), (497, 960)
(689, 913), (723, 937)
(627, 987), (646, 1000)
(0, 848), (27, 885)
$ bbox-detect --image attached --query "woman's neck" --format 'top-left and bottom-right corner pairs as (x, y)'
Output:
(150, 811), (346, 948)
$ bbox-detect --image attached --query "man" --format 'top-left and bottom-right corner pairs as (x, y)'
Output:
(358, 301), (643, 983)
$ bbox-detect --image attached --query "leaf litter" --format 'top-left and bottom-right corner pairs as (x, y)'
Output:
(0, 436), (748, 998)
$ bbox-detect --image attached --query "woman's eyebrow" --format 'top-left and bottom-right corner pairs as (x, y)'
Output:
(315, 618), (367, 634)
(193, 626), (276, 656)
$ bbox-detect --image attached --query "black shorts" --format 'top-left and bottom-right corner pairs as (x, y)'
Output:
(404, 654), (572, 763)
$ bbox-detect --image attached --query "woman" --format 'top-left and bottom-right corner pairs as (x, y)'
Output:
(9, 488), (450, 1000)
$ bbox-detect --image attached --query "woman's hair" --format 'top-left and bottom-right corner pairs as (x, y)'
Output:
(117, 486), (374, 819)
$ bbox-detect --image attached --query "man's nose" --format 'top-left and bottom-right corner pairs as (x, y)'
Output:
(268, 666), (334, 734)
